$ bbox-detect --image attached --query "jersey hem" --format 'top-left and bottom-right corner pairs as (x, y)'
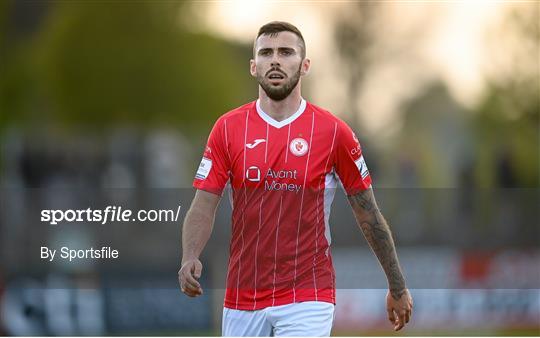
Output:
(223, 295), (336, 311)
(192, 183), (224, 196)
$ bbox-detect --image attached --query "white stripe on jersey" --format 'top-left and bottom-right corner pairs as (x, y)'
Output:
(271, 194), (283, 307)
(293, 111), (315, 302)
(265, 123), (269, 163)
(236, 109), (250, 309)
(224, 119), (231, 163)
(325, 123), (339, 304)
(224, 118), (232, 296)
(224, 117), (233, 303)
(285, 124), (291, 163)
(313, 122), (338, 300)
(253, 195), (264, 309)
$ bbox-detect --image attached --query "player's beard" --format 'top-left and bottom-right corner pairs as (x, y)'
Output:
(257, 65), (301, 101)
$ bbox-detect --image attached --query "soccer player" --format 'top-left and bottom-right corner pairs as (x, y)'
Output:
(179, 21), (413, 336)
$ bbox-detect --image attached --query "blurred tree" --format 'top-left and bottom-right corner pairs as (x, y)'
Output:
(396, 82), (472, 188)
(472, 3), (539, 187)
(0, 0), (17, 130)
(1, 1), (252, 135)
(332, 3), (433, 133)
(1, 0), (51, 135)
(332, 3), (439, 187)
(0, 1), (6, 51)
(333, 2), (379, 131)
(0, 1), (6, 129)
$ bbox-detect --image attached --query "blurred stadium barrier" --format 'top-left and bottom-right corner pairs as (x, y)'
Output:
(333, 248), (540, 333)
(0, 249), (538, 335)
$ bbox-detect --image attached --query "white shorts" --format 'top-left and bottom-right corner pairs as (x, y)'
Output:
(222, 301), (335, 337)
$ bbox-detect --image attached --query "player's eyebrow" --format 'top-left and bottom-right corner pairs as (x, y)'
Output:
(257, 47), (296, 55)
(278, 47), (295, 54)
(257, 48), (273, 55)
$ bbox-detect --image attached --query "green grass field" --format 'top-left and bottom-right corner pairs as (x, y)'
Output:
(113, 327), (540, 336)
(332, 328), (540, 336)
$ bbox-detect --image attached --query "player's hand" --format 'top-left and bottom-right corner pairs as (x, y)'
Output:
(178, 258), (203, 297)
(386, 289), (413, 331)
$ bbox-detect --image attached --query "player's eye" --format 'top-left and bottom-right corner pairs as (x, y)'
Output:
(279, 48), (296, 56)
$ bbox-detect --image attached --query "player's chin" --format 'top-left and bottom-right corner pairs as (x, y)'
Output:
(264, 78), (285, 86)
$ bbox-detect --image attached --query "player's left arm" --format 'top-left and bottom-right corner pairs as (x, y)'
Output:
(347, 187), (413, 331)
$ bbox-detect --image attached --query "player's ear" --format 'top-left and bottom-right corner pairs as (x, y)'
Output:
(250, 59), (257, 77)
(300, 58), (311, 76)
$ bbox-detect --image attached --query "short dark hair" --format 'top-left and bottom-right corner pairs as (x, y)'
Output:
(255, 21), (306, 59)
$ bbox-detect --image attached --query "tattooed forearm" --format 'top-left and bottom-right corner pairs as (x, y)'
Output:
(348, 188), (406, 300)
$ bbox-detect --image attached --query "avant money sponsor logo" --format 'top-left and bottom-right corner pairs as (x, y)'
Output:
(245, 166), (302, 193)
(264, 168), (301, 193)
(246, 166), (261, 182)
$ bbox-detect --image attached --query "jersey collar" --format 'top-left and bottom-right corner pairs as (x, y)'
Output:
(255, 98), (307, 129)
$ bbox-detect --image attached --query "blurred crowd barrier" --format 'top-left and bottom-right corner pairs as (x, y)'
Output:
(0, 275), (212, 335)
(333, 248), (540, 333)
(0, 249), (538, 335)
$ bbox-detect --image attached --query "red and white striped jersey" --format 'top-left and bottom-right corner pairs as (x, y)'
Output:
(193, 99), (372, 310)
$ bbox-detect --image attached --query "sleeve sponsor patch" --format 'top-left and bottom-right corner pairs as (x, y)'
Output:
(195, 157), (212, 180)
(355, 155), (369, 179)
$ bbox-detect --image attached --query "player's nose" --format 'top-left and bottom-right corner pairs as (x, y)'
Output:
(270, 54), (280, 66)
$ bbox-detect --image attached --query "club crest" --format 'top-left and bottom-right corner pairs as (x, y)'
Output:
(289, 138), (308, 156)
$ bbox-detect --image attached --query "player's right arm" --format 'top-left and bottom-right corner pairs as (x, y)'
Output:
(179, 189), (221, 297)
(180, 115), (230, 298)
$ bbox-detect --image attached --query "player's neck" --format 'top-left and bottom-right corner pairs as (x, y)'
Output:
(258, 86), (303, 122)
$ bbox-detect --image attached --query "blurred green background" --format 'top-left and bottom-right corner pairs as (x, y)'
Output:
(0, 1), (538, 336)
(1, 1), (537, 188)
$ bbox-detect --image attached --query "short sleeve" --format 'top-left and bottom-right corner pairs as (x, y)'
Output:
(192, 117), (230, 196)
(333, 120), (372, 195)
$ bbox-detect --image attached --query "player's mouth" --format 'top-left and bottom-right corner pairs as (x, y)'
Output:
(267, 72), (286, 84)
